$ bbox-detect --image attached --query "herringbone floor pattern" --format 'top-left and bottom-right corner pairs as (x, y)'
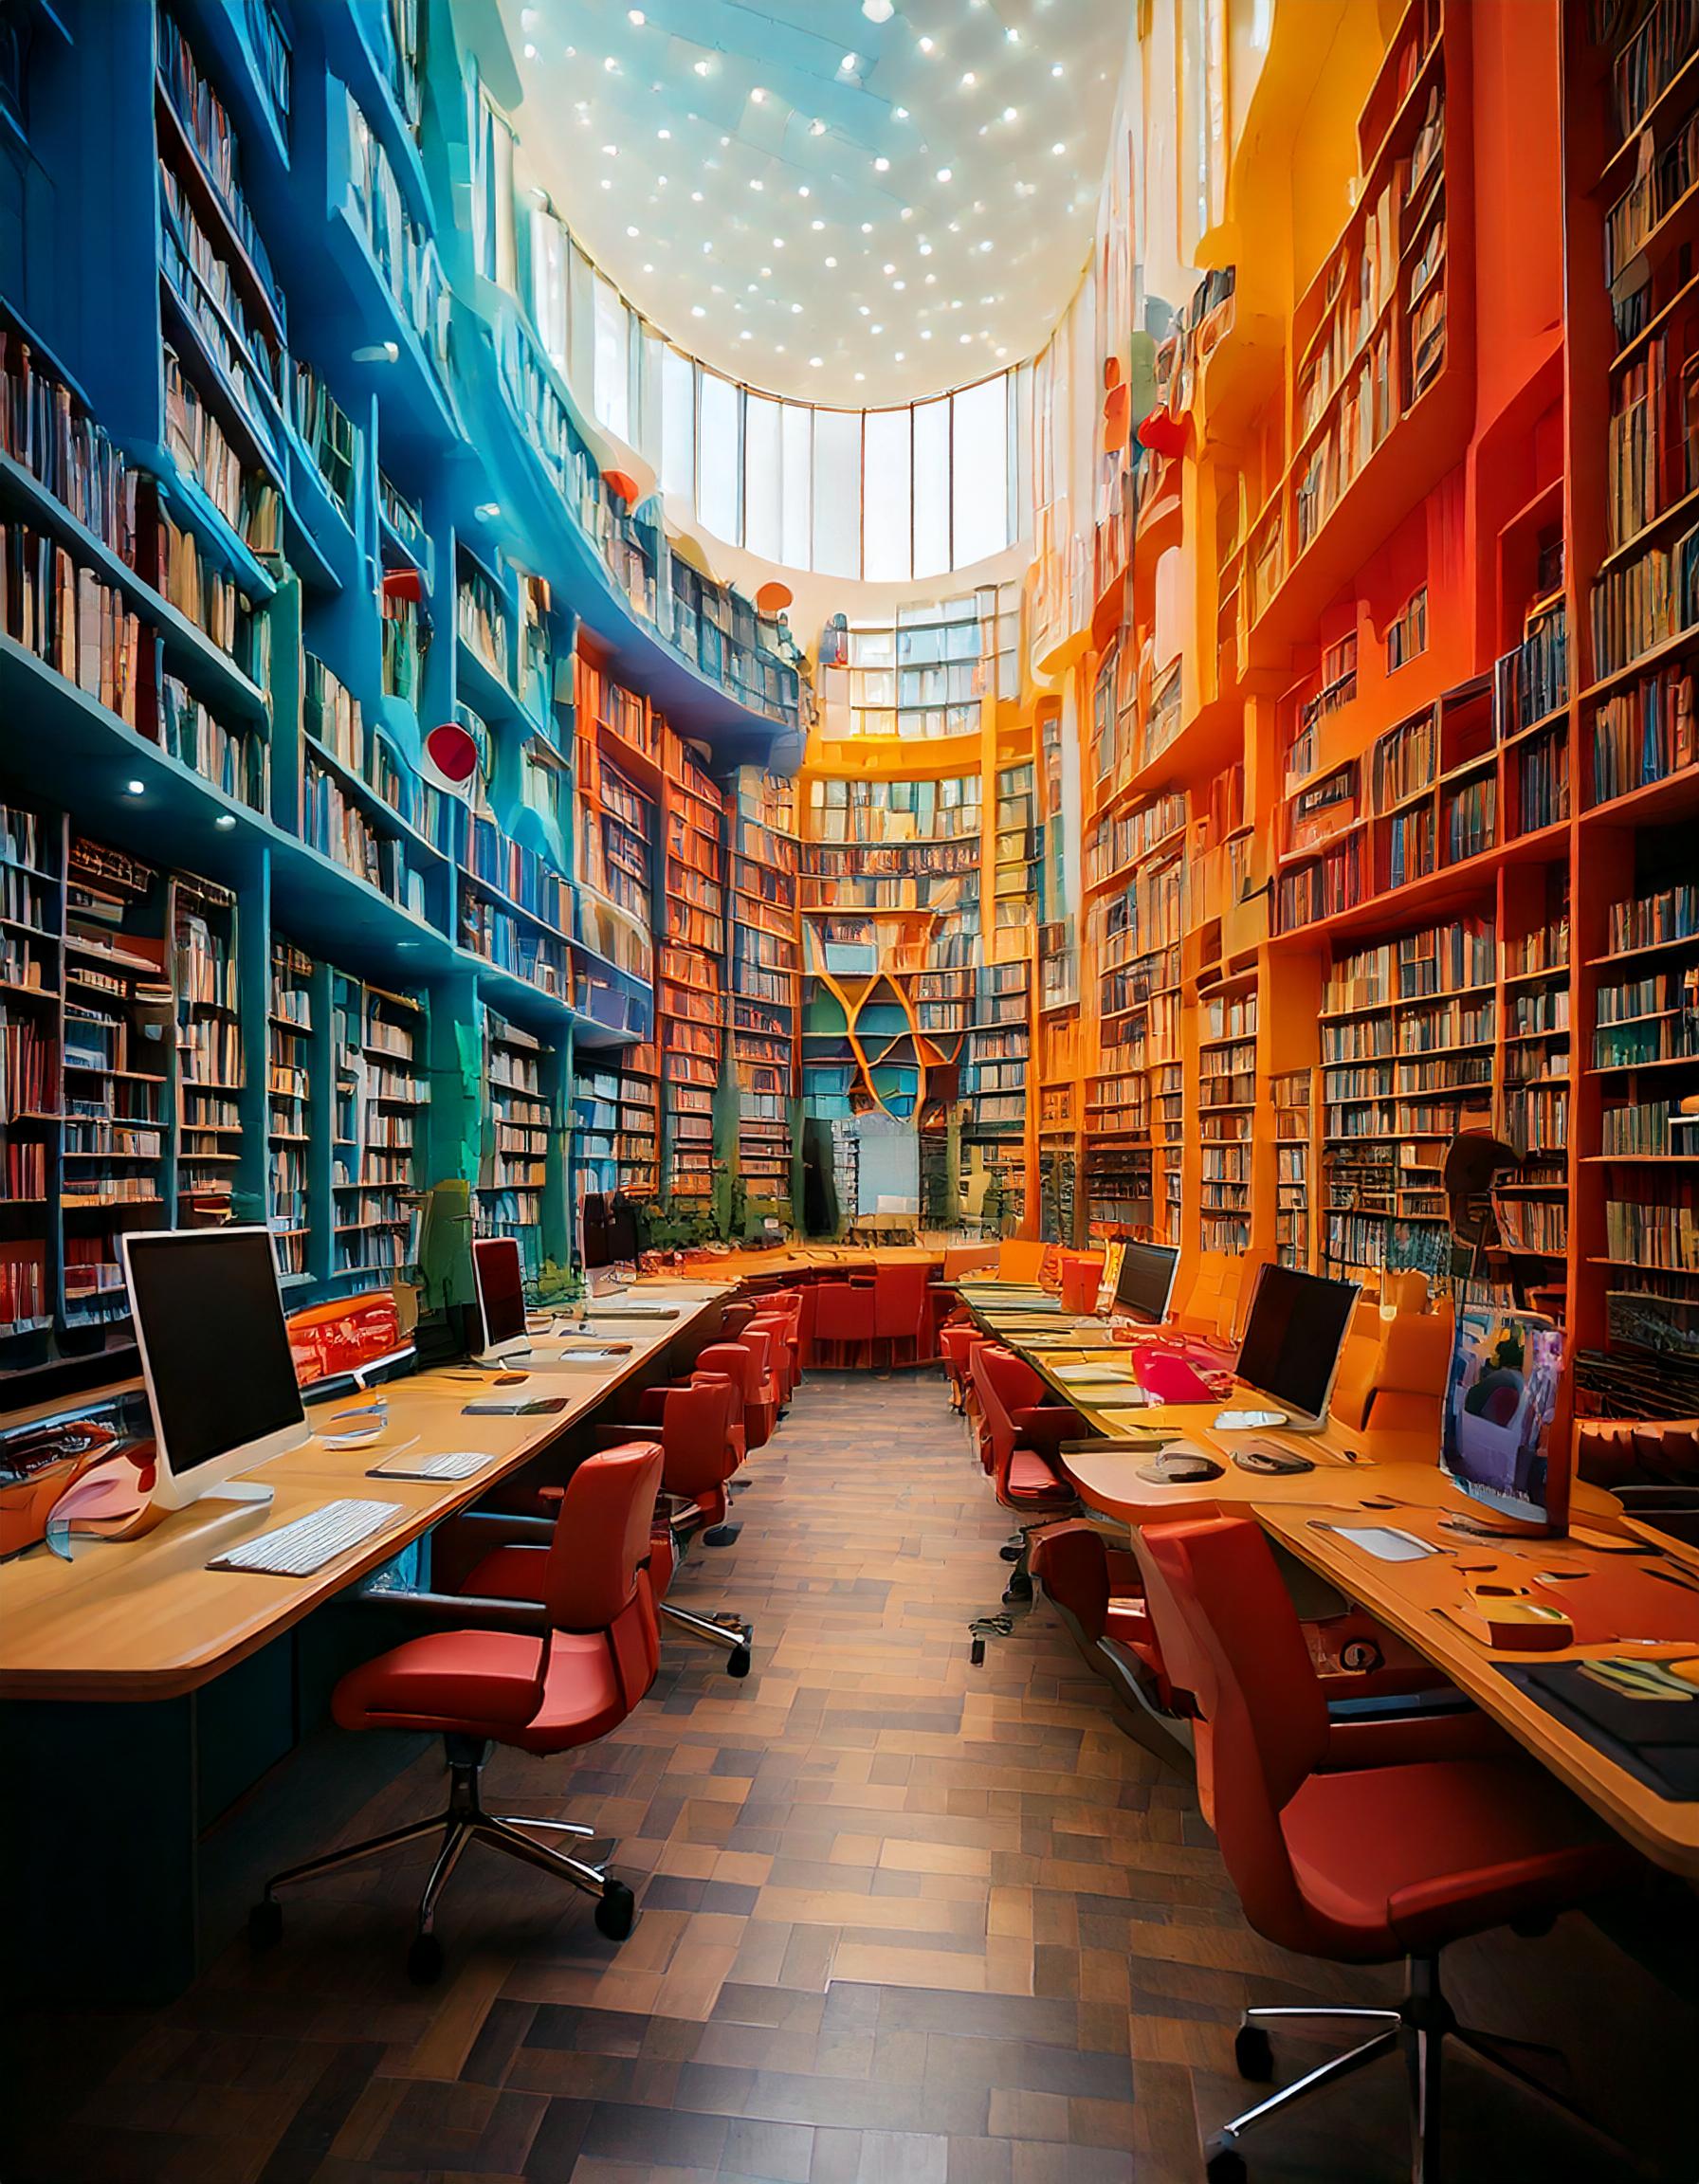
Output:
(7, 1375), (1691, 2182)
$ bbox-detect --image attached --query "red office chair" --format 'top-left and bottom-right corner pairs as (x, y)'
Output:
(505, 1377), (752, 1675)
(757, 1287), (804, 1392)
(870, 1261), (933, 1368)
(813, 1278), (877, 1368)
(1058, 1250), (1105, 1315)
(939, 1315), (984, 1415)
(250, 1441), (665, 1982)
(969, 1342), (1083, 1599)
(1131, 1515), (1636, 2183)
(743, 1307), (795, 1416)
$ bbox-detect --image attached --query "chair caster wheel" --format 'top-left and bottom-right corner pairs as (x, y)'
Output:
(727, 1642), (753, 1678)
(407, 1932), (445, 1986)
(247, 1899), (282, 1952)
(1002, 1573), (1032, 1604)
(1234, 2025), (1274, 2083)
(594, 1881), (635, 1941)
(998, 1540), (1024, 1563)
(1205, 2139), (1249, 2184)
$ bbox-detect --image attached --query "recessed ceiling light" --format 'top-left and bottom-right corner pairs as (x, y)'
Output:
(894, 105), (909, 118)
(628, 6), (645, 19)
(751, 85), (767, 101)
(812, 218), (825, 229)
(840, 52), (859, 72)
(603, 54), (617, 69)
(960, 70), (976, 85)
(859, 304), (870, 315)
(750, 177), (763, 190)
(894, 349), (905, 360)
(692, 304), (705, 317)
(862, 0), (894, 19)
(874, 155), (889, 172)
(691, 189), (703, 200)
(627, 225), (639, 236)
(703, 239), (713, 252)
(694, 58), (711, 74)
(919, 241), (932, 254)
(900, 205), (913, 219)
(124, 779), (145, 796)
(657, 126), (670, 139)
(1006, 24), (1020, 39)
(854, 371), (865, 381)
(657, 173), (668, 185)
(979, 239), (994, 250)
(810, 118), (826, 135)
(810, 355), (823, 366)
(477, 501), (501, 519)
(861, 220), (873, 231)
(1051, 62), (1064, 76)
(1003, 105), (1017, 120)
(919, 34), (934, 52)
(798, 185), (811, 196)
(644, 263), (654, 272)
(1051, 141), (1065, 154)
(936, 167), (952, 181)
(893, 279), (906, 289)
(522, 42), (536, 58)
(883, 261), (895, 273)
(791, 301), (803, 313)
(740, 329), (753, 338)
(602, 143), (617, 155)
(921, 328), (932, 338)
(600, 176), (612, 188)
(825, 253), (837, 265)
(215, 812), (236, 828)
(871, 322), (884, 332)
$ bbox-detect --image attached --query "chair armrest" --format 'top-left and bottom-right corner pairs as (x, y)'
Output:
(353, 1585), (550, 1636)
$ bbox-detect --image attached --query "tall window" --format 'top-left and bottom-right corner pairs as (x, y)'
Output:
(698, 372), (742, 544)
(952, 376), (1010, 567)
(812, 410), (863, 580)
(862, 408), (913, 583)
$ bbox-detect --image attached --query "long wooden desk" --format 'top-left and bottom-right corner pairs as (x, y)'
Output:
(0, 1283), (725, 2001)
(0, 1285), (726, 1703)
(968, 1294), (1699, 1881)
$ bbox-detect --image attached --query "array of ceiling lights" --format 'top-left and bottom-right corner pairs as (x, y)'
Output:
(496, 0), (1131, 407)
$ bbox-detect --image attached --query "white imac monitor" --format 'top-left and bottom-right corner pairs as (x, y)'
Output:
(122, 1228), (309, 1510)
(472, 1236), (532, 1363)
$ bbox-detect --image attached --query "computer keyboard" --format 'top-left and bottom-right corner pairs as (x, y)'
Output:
(208, 1499), (405, 1576)
(369, 1449), (491, 1482)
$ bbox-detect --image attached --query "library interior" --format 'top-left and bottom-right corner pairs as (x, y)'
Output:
(5, 0), (1699, 2178)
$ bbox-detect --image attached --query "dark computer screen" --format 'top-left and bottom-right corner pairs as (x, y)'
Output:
(1233, 1264), (1360, 1424)
(607, 1194), (641, 1265)
(125, 1229), (304, 1473)
(580, 1192), (612, 1270)
(473, 1236), (527, 1348)
(1115, 1242), (1179, 1325)
(1442, 1308), (1566, 1526)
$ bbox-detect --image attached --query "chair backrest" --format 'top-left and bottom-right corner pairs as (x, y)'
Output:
(693, 1339), (758, 1413)
(1129, 1516), (1330, 1955)
(1059, 1251), (1106, 1315)
(969, 1341), (1045, 1479)
(719, 1301), (758, 1342)
(542, 1441), (665, 1637)
(1327, 1300), (1387, 1432)
(996, 1239), (1047, 1285)
(873, 1261), (931, 1338)
(657, 1376), (740, 1495)
(943, 1245), (998, 1281)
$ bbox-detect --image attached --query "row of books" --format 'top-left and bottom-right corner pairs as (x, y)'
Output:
(1591, 661), (1697, 803)
(2, 524), (143, 724)
(1587, 519), (1699, 683)
(0, 325), (137, 562)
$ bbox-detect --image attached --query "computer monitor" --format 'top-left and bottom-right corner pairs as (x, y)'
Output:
(607, 1192), (642, 1265)
(580, 1192), (612, 1271)
(1114, 1242), (1180, 1327)
(1441, 1306), (1568, 1535)
(122, 1228), (309, 1510)
(1233, 1263), (1361, 1431)
(472, 1235), (531, 1363)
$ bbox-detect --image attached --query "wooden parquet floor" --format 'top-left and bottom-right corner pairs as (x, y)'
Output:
(6, 1375), (1694, 2183)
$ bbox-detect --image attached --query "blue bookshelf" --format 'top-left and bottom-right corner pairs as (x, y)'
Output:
(0, 0), (805, 1396)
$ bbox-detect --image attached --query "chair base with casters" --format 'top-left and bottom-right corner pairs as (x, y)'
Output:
(661, 1597), (754, 1676)
(249, 1733), (635, 1985)
(1206, 1949), (1642, 2184)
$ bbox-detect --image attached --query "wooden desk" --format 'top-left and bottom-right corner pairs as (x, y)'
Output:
(0, 1285), (722, 2002)
(669, 1244), (945, 1283)
(0, 1287), (722, 1704)
(1260, 1497), (1699, 1881)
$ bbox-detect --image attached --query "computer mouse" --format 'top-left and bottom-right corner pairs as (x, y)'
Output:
(1137, 1449), (1225, 1485)
(1232, 1445), (1315, 1476)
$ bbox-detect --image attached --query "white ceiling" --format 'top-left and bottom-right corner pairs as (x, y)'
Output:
(494, 0), (1132, 407)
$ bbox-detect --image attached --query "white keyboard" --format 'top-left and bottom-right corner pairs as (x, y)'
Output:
(209, 1499), (405, 1576)
(370, 1449), (491, 1482)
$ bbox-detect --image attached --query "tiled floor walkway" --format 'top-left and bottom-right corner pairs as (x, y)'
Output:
(8, 1375), (1692, 2182)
